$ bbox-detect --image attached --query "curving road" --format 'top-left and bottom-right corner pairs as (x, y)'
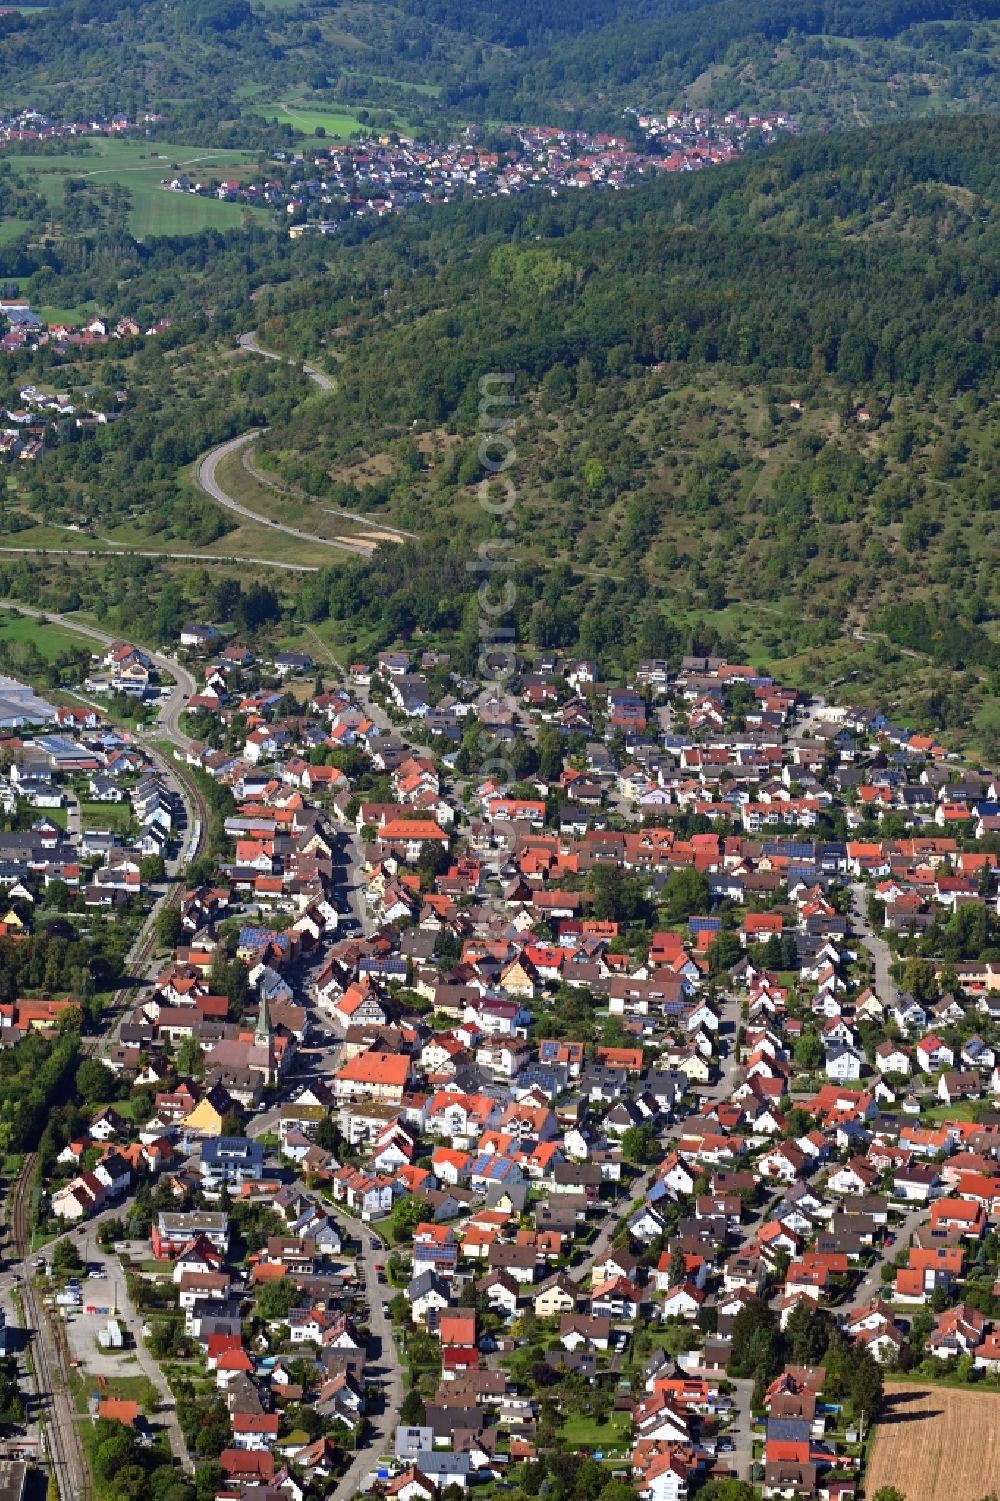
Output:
(196, 432), (384, 558)
(238, 329), (337, 392)
(0, 599), (196, 749)
(190, 331), (412, 556)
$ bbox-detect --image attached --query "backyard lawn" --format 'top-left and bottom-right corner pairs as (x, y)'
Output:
(558, 1414), (631, 1451)
(78, 800), (134, 834)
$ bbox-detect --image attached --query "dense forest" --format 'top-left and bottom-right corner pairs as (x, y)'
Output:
(4, 0), (1000, 129)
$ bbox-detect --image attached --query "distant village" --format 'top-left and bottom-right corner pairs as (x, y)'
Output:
(0, 105), (798, 249)
(184, 111), (798, 233)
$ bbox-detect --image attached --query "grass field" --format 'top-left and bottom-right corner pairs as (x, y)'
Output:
(919, 1102), (982, 1124)
(558, 1414), (631, 1451)
(0, 608), (94, 660)
(35, 301), (99, 324)
(4, 138), (265, 238)
(258, 102), (370, 140)
(0, 523), (108, 551)
(72, 1373), (158, 1416)
(867, 1383), (1000, 1501)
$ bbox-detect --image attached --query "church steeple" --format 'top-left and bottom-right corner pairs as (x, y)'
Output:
(255, 988), (271, 1049)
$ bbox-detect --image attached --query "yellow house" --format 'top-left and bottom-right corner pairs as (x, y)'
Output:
(500, 957), (537, 998)
(677, 1051), (712, 1084)
(181, 1097), (225, 1137)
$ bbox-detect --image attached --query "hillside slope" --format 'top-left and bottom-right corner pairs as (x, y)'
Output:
(244, 117), (998, 738)
(4, 0), (1000, 128)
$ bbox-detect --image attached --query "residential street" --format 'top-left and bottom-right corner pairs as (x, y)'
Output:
(850, 882), (897, 1004)
(727, 1376), (756, 1482)
(326, 1210), (402, 1501)
(851, 1201), (929, 1306)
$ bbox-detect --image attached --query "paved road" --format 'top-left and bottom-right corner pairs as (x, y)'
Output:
(850, 1202), (928, 1306)
(238, 329), (337, 392)
(195, 432), (384, 558)
(850, 882), (897, 1004)
(324, 1209), (402, 1501)
(0, 600), (197, 754)
(727, 1375), (756, 1482)
(335, 822), (376, 939)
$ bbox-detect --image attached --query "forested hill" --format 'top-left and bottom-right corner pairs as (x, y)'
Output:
(5, 0), (1000, 128)
(244, 115), (997, 727)
(265, 116), (1000, 418)
(415, 0), (1000, 124)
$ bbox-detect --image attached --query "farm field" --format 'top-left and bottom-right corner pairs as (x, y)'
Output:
(866, 1383), (1000, 1501)
(3, 138), (265, 237)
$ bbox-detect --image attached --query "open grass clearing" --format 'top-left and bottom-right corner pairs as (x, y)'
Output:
(78, 800), (134, 833)
(0, 607), (95, 659)
(558, 1413), (631, 1451)
(4, 137), (266, 238)
(256, 102), (370, 139)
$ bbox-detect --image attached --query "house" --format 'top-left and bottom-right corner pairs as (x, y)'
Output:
(408, 1271), (450, 1325)
(825, 1044), (863, 1082)
(201, 1137), (264, 1188)
(874, 1042), (911, 1076)
(232, 1413), (281, 1450)
(928, 1303), (986, 1359)
(659, 1284), (703, 1322)
(534, 1276), (579, 1320)
(916, 1035), (954, 1074)
(560, 1314), (611, 1352)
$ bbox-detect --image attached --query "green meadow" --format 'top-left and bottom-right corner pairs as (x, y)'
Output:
(4, 137), (267, 237)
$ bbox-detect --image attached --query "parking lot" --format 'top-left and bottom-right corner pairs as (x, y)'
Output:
(59, 1263), (137, 1377)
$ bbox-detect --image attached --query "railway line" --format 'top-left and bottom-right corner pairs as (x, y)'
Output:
(3, 766), (209, 1498)
(9, 1153), (91, 1501)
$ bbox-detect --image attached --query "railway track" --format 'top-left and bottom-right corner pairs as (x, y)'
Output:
(9, 1152), (91, 1501)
